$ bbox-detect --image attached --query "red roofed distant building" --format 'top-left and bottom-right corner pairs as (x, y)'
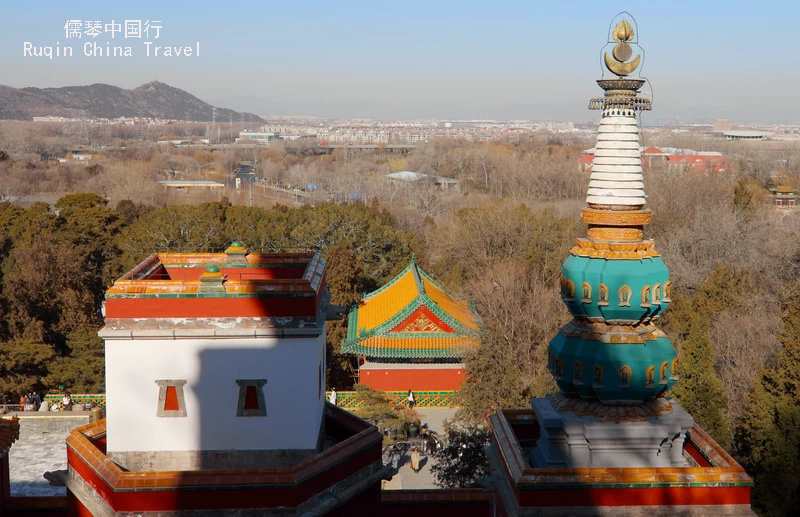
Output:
(577, 153), (594, 172)
(667, 155), (729, 173)
(581, 147), (730, 175)
(642, 146), (668, 169)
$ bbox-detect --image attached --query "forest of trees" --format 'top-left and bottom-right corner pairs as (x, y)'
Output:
(2, 124), (800, 515)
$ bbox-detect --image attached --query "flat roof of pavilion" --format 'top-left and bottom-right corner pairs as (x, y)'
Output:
(102, 243), (328, 325)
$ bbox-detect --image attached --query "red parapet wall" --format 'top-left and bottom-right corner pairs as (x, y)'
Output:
(104, 251), (327, 320)
(516, 486), (751, 508)
(490, 410), (753, 511)
(360, 366), (465, 391)
(66, 408), (384, 514)
(164, 266), (306, 282)
(105, 295), (317, 319)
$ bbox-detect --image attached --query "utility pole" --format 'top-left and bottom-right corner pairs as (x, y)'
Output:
(211, 107), (217, 145)
(78, 110), (89, 146)
(136, 109), (146, 142)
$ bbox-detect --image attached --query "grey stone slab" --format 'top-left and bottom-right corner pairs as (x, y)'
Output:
(8, 422), (70, 496)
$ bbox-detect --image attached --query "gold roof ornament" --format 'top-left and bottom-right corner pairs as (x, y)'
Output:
(612, 19), (634, 42)
(604, 19), (641, 77)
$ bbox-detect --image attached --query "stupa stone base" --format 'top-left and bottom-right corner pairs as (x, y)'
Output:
(530, 394), (694, 468)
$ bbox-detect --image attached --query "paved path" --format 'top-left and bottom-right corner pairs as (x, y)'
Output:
(8, 426), (69, 496)
(384, 407), (456, 490)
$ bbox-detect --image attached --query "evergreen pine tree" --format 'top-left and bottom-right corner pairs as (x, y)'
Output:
(457, 328), (529, 422)
(324, 242), (365, 390)
(670, 315), (731, 450)
(738, 298), (800, 516)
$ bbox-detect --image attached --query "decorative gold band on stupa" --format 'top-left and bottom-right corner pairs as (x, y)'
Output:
(580, 207), (651, 243)
(570, 238), (660, 260)
(580, 208), (652, 226)
(587, 227), (643, 241)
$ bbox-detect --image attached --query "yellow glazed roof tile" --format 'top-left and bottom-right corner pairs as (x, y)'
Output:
(422, 278), (480, 331)
(356, 267), (420, 332)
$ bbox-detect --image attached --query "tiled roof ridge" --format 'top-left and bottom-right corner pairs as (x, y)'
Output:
(411, 258), (424, 295)
(361, 261), (415, 301)
(417, 268), (483, 330)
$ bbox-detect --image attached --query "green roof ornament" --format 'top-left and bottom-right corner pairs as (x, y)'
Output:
(224, 241), (248, 264)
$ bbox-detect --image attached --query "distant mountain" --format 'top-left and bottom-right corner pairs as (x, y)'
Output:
(0, 81), (263, 122)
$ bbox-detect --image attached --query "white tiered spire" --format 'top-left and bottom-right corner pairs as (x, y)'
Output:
(587, 110), (645, 208)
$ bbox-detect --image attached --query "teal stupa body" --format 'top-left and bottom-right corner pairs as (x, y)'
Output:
(547, 65), (679, 405)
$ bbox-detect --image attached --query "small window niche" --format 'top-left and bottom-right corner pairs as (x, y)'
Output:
(593, 365), (604, 390)
(155, 380), (187, 418)
(618, 365), (632, 389)
(236, 379), (267, 417)
(573, 361), (584, 386)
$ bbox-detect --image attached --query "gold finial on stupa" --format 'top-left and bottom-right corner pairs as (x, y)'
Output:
(612, 19), (634, 42)
(604, 18), (641, 77)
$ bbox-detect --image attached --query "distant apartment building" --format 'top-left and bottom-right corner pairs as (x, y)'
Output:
(713, 119), (733, 131)
(32, 116), (73, 122)
(315, 120), (537, 144)
(545, 121), (575, 131)
(397, 131), (429, 144)
(234, 131), (275, 144)
(263, 125), (320, 138)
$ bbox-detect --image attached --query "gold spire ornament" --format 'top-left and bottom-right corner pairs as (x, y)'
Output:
(604, 19), (641, 77)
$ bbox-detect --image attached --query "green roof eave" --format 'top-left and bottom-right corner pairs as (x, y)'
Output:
(338, 342), (468, 360)
(346, 304), (359, 342)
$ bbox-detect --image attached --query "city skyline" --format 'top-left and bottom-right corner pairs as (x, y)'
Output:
(3, 1), (800, 123)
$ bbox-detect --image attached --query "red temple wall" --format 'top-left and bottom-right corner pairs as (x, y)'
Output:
(359, 366), (464, 391)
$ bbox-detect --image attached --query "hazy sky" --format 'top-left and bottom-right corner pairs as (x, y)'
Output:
(3, 1), (800, 122)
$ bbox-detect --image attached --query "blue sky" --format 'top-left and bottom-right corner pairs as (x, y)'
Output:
(2, 1), (799, 122)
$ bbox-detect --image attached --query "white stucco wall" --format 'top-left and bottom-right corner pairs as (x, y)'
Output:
(104, 333), (326, 453)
